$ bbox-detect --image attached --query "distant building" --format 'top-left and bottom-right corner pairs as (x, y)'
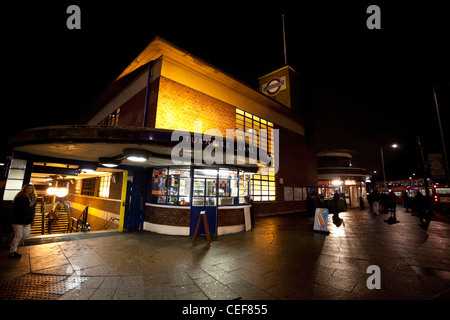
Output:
(317, 149), (369, 207)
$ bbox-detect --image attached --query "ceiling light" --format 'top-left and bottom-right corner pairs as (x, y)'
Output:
(123, 148), (151, 162)
(99, 157), (122, 168)
(47, 187), (56, 195)
(55, 187), (69, 198)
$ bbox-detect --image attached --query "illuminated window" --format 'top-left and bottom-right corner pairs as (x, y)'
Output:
(81, 178), (96, 196)
(99, 175), (111, 198)
(75, 179), (81, 195)
(99, 108), (120, 126)
(236, 108), (276, 202)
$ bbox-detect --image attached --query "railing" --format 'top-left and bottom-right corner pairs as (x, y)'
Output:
(40, 202), (45, 235)
(103, 216), (119, 230)
(69, 205), (91, 232)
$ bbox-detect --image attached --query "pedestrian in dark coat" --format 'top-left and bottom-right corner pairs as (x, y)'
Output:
(413, 191), (429, 228)
(9, 184), (36, 258)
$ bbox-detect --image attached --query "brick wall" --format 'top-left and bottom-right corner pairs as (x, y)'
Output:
(144, 205), (190, 227)
(218, 208), (244, 226)
(65, 194), (121, 231)
(155, 76), (236, 135)
(117, 88), (147, 126)
(144, 205), (246, 228)
(252, 125), (317, 216)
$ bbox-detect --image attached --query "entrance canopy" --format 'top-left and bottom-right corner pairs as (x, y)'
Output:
(8, 125), (261, 171)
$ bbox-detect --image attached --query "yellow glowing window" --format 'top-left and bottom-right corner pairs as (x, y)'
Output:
(236, 108), (275, 202)
(99, 175), (111, 198)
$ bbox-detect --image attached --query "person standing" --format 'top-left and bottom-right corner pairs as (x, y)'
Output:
(9, 184), (36, 258)
(333, 189), (340, 214)
(372, 190), (380, 215)
(413, 191), (429, 229)
(388, 190), (398, 220)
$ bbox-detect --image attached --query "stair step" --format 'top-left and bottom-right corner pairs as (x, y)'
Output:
(30, 205), (70, 236)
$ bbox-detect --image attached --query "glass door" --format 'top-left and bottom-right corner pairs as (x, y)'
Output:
(190, 169), (218, 235)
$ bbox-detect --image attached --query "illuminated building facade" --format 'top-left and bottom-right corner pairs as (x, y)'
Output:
(6, 37), (316, 236)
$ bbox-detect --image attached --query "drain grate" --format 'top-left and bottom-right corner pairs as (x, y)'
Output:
(0, 273), (88, 300)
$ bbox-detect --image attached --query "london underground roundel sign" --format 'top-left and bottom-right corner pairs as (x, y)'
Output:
(263, 77), (285, 96)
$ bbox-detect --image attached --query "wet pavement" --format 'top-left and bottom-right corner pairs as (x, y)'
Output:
(1, 206), (449, 300)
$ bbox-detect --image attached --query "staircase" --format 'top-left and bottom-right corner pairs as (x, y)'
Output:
(30, 203), (70, 236)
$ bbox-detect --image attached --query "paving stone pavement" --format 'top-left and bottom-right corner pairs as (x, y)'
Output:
(1, 206), (449, 300)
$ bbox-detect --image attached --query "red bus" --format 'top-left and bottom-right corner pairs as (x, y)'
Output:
(375, 179), (450, 211)
(375, 179), (427, 199)
(432, 184), (450, 212)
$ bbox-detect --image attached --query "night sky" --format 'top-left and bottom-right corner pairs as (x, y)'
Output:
(2, 2), (450, 181)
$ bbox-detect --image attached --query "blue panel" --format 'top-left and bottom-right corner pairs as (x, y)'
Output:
(190, 206), (217, 235)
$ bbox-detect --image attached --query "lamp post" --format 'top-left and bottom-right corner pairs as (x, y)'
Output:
(381, 143), (398, 186)
(432, 83), (450, 184)
(416, 136), (434, 214)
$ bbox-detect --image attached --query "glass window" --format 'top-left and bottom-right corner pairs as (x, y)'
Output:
(194, 168), (218, 178)
(150, 167), (250, 207)
(169, 168), (190, 177)
(81, 178), (96, 196)
(206, 179), (216, 196)
(218, 197), (234, 205)
(219, 168), (237, 179)
(218, 179), (230, 196)
(193, 197), (204, 206)
(151, 168), (192, 206)
(168, 175), (180, 196)
(206, 197), (217, 206)
(193, 179), (205, 196)
(99, 175), (111, 198)
(152, 168), (168, 204)
(236, 108), (276, 202)
(179, 177), (191, 196)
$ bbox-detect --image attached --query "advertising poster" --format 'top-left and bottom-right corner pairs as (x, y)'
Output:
(313, 208), (329, 233)
(429, 154), (445, 180)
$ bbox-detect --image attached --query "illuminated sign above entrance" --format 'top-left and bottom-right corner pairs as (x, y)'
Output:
(262, 76), (286, 96)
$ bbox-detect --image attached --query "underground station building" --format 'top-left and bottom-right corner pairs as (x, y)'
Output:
(5, 37), (317, 236)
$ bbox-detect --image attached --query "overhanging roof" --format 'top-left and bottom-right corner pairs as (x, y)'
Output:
(8, 125), (261, 169)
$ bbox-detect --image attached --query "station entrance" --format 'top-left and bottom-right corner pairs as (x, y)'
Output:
(31, 161), (126, 236)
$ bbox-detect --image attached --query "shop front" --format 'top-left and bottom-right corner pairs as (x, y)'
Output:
(145, 166), (252, 236)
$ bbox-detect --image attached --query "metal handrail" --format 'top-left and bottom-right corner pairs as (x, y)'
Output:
(69, 205), (90, 232)
(103, 217), (119, 230)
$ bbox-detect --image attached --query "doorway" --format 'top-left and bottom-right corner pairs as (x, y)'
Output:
(190, 177), (218, 235)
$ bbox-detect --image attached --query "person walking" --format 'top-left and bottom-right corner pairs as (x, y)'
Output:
(47, 202), (61, 234)
(9, 184), (36, 258)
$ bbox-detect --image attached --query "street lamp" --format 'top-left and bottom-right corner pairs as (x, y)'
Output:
(381, 143), (399, 186)
(416, 136), (434, 214)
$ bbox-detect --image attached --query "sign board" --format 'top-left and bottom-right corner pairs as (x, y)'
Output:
(294, 187), (303, 201)
(284, 187), (293, 201)
(313, 208), (329, 233)
(262, 76), (286, 96)
(429, 153), (445, 180)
